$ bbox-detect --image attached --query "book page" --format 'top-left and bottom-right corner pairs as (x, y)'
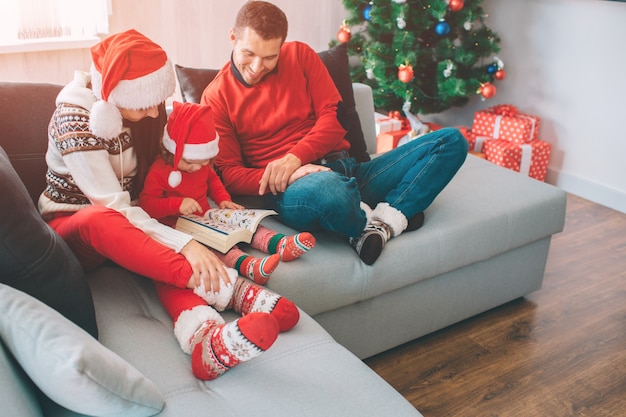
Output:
(181, 214), (240, 235)
(204, 209), (276, 232)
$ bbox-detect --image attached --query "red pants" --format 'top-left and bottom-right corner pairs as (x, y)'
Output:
(48, 206), (192, 289)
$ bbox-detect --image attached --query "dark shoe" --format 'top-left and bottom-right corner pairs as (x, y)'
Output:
(406, 211), (425, 232)
(350, 219), (392, 265)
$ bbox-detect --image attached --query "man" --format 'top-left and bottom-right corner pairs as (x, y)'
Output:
(202, 1), (468, 265)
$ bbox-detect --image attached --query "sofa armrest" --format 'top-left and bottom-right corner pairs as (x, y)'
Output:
(353, 82), (376, 155)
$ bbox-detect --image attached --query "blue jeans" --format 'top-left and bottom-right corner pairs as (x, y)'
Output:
(265, 127), (468, 238)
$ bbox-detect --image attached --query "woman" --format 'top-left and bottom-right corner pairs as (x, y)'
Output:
(39, 29), (298, 380)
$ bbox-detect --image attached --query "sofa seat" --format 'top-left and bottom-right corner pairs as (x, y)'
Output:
(255, 154), (565, 359)
(38, 266), (421, 417)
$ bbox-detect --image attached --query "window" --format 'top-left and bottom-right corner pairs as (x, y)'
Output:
(0, 0), (110, 53)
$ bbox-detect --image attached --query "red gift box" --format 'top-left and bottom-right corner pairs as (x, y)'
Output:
(459, 127), (492, 153)
(375, 123), (443, 154)
(375, 113), (403, 135)
(483, 138), (551, 181)
(376, 129), (411, 154)
(472, 104), (540, 144)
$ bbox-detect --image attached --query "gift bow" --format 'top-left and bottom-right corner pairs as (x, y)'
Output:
(492, 104), (518, 117)
(388, 110), (410, 130)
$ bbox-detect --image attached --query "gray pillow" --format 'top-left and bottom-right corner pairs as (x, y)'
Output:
(0, 284), (164, 417)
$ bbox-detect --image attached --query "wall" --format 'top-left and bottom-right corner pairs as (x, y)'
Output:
(433, 0), (626, 213)
(1, 0), (625, 213)
(0, 0), (345, 86)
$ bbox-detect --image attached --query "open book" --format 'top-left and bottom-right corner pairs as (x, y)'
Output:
(175, 208), (277, 253)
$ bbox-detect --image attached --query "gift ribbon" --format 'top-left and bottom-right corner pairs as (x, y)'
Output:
(519, 144), (533, 175)
(474, 135), (490, 152)
(493, 116), (502, 139)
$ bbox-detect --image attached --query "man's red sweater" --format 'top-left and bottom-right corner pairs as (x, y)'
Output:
(202, 41), (350, 196)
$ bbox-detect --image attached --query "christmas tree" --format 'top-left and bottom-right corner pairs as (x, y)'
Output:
(334, 0), (504, 115)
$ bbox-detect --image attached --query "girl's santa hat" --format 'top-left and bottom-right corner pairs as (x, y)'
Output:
(162, 101), (220, 187)
(90, 29), (175, 139)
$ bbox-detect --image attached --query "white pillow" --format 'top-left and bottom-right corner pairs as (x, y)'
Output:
(0, 284), (164, 417)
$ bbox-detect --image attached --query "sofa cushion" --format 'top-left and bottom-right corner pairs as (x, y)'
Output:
(0, 146), (98, 337)
(0, 82), (61, 204)
(78, 266), (422, 417)
(175, 43), (370, 163)
(174, 64), (219, 104)
(0, 284), (164, 417)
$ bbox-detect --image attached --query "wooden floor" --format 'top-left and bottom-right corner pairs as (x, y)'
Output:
(365, 194), (626, 417)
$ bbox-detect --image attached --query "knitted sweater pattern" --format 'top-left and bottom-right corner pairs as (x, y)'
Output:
(38, 71), (192, 252)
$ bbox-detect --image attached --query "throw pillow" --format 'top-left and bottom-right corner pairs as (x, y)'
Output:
(317, 43), (370, 163)
(174, 43), (370, 163)
(0, 284), (164, 417)
(0, 146), (98, 338)
(175, 64), (220, 104)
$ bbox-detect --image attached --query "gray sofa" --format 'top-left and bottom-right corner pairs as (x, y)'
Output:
(0, 55), (565, 416)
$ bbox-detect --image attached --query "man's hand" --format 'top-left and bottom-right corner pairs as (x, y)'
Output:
(288, 164), (331, 185)
(259, 153), (302, 195)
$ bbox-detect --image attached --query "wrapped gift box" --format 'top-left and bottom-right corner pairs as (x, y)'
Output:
(375, 123), (443, 154)
(483, 138), (551, 181)
(375, 112), (403, 135)
(472, 104), (540, 144)
(459, 127), (491, 153)
(376, 129), (411, 154)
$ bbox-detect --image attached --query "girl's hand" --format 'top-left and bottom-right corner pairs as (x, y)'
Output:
(180, 240), (230, 293)
(179, 198), (203, 215)
(219, 200), (244, 210)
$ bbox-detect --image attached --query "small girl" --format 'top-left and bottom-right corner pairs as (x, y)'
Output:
(139, 100), (316, 286)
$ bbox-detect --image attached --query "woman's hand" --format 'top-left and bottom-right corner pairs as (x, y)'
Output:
(179, 197), (203, 215)
(180, 240), (230, 293)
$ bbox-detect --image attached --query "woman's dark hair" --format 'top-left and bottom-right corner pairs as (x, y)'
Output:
(124, 103), (167, 199)
(234, 1), (288, 42)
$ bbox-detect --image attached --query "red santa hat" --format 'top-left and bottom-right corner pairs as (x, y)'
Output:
(89, 29), (175, 139)
(163, 101), (220, 188)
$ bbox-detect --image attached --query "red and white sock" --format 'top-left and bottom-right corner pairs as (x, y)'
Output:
(228, 277), (300, 332)
(251, 226), (316, 262)
(190, 312), (279, 380)
(275, 232), (316, 262)
(222, 246), (280, 285)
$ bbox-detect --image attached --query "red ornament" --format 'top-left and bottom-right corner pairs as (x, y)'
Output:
(449, 0), (464, 12)
(398, 64), (414, 83)
(337, 24), (351, 43)
(494, 69), (506, 80)
(479, 82), (497, 99)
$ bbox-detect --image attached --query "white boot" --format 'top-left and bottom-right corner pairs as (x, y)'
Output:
(350, 203), (408, 265)
(371, 202), (408, 237)
(174, 305), (224, 354)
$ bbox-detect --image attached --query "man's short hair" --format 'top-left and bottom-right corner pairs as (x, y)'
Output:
(234, 1), (288, 42)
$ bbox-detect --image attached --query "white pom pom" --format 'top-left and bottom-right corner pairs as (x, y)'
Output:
(90, 100), (123, 139)
(168, 170), (182, 188)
